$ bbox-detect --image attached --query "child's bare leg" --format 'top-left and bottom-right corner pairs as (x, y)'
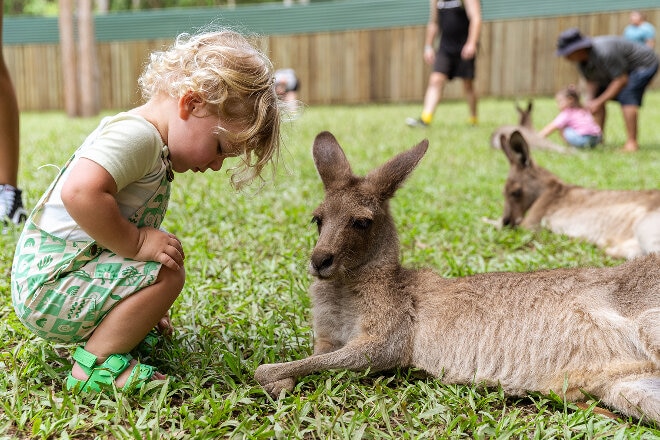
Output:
(70, 266), (185, 386)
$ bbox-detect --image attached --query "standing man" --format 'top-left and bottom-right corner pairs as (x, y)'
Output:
(0, 0), (27, 227)
(556, 28), (659, 152)
(406, 0), (482, 128)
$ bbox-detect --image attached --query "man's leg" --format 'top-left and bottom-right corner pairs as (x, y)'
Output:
(406, 72), (447, 128)
(621, 104), (639, 152)
(592, 103), (606, 136)
(0, 3), (26, 224)
(0, 0), (19, 188)
(462, 78), (477, 124)
(422, 72), (447, 118)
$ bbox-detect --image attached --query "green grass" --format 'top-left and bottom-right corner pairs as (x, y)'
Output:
(2, 93), (660, 439)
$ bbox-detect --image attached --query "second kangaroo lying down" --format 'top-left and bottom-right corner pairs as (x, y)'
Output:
(254, 131), (660, 422)
(500, 130), (660, 259)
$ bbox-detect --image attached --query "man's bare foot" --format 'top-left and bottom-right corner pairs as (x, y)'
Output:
(622, 140), (639, 152)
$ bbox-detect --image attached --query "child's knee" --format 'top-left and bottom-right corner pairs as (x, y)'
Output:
(158, 265), (186, 296)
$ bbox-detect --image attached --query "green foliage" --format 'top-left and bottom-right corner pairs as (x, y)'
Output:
(2, 95), (660, 437)
(4, 0), (310, 16)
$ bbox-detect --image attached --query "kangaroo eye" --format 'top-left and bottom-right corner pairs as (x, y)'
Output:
(311, 215), (322, 231)
(509, 188), (523, 198)
(352, 218), (372, 230)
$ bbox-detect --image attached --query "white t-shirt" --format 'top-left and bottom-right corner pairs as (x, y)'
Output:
(36, 113), (166, 241)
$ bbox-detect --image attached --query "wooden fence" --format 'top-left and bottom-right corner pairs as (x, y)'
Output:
(4, 9), (660, 112)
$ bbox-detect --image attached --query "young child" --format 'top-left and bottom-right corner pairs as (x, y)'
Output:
(274, 68), (299, 104)
(11, 29), (281, 392)
(538, 85), (602, 149)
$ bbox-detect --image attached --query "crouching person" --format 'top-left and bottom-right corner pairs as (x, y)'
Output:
(11, 28), (281, 393)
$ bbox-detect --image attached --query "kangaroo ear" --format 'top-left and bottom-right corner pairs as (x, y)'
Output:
(313, 131), (353, 190)
(367, 139), (429, 200)
(502, 130), (532, 168)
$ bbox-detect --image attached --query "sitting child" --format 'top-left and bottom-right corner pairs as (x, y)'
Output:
(539, 85), (602, 148)
(11, 29), (282, 393)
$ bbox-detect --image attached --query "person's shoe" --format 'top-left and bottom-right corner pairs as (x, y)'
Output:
(0, 184), (27, 226)
(66, 346), (159, 393)
(405, 117), (429, 128)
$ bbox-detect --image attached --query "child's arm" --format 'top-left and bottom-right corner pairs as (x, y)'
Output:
(538, 121), (557, 139)
(61, 158), (184, 271)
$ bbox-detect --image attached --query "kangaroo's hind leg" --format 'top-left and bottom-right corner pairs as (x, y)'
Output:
(636, 211), (660, 255)
(598, 373), (660, 423)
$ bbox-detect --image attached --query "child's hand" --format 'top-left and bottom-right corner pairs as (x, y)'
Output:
(134, 227), (185, 271)
(157, 313), (174, 336)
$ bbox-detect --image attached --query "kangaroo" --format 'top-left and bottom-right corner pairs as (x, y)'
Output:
(490, 101), (571, 154)
(500, 130), (660, 259)
(254, 131), (660, 422)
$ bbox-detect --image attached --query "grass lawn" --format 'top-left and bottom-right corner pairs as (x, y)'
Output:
(2, 92), (660, 438)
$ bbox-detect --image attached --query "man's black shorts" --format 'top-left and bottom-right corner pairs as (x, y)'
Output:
(433, 49), (475, 80)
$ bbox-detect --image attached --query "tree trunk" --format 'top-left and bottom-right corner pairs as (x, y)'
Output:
(78, 0), (100, 117)
(58, 0), (78, 117)
(96, 0), (109, 14)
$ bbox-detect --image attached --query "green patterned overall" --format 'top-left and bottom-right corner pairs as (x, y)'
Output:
(11, 148), (173, 343)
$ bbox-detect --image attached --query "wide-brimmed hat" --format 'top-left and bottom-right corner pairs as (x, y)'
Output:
(556, 28), (592, 56)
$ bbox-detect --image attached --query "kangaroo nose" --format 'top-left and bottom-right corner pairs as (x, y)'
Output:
(311, 252), (334, 273)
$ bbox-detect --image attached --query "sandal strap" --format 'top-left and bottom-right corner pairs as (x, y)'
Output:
(124, 362), (156, 389)
(72, 347), (133, 376)
(99, 353), (132, 375)
(72, 346), (98, 370)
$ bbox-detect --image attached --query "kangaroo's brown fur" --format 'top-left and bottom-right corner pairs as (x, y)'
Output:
(501, 130), (660, 259)
(490, 101), (571, 154)
(254, 131), (660, 422)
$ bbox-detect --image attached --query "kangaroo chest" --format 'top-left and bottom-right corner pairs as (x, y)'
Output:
(310, 285), (364, 344)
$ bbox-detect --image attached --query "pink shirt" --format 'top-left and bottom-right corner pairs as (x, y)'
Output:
(552, 108), (602, 136)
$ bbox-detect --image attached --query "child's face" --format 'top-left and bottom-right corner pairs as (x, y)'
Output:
(555, 94), (570, 110)
(275, 81), (287, 97)
(167, 96), (244, 174)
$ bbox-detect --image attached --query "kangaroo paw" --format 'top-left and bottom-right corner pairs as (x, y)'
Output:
(262, 377), (296, 398)
(254, 363), (280, 385)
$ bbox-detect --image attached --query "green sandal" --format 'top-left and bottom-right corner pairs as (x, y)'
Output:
(135, 329), (160, 355)
(65, 346), (156, 393)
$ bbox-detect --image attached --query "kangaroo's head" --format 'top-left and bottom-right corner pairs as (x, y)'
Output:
(309, 131), (428, 280)
(500, 130), (559, 226)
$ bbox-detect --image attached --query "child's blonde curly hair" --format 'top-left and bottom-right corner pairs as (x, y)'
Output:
(138, 29), (281, 189)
